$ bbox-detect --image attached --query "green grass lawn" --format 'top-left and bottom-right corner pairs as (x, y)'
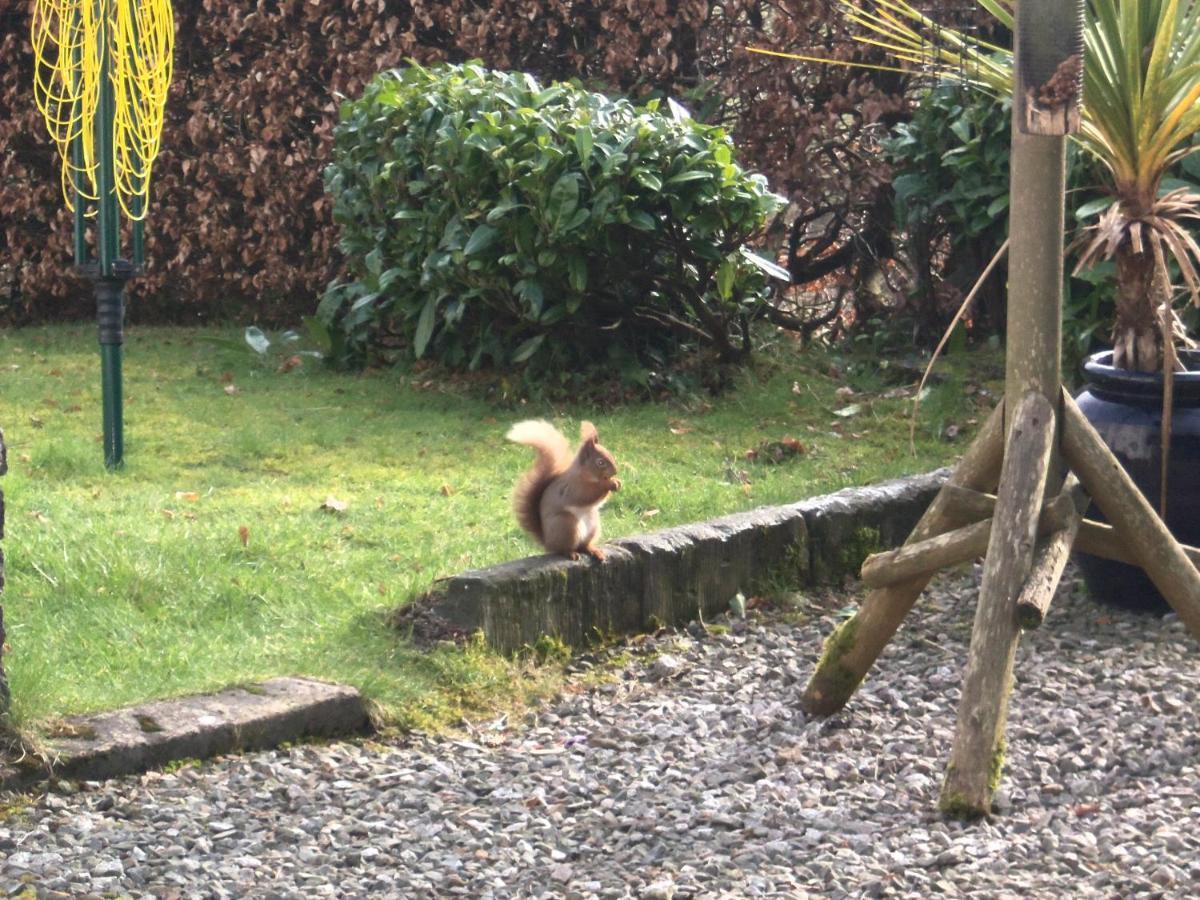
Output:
(0, 324), (1000, 734)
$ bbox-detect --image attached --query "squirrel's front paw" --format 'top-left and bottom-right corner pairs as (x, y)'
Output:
(610, 477), (622, 492)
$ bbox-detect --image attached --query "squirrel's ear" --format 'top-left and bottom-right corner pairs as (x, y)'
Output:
(580, 421), (598, 444)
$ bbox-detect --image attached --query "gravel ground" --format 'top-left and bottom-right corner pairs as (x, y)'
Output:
(2, 569), (1198, 899)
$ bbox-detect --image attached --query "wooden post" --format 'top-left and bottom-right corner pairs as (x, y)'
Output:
(1005, 7), (1069, 436)
(940, 391), (1055, 818)
(1014, 1), (1084, 136)
(859, 491), (1075, 589)
(1015, 474), (1089, 630)
(1005, 136), (1066, 431)
(801, 402), (1005, 717)
(934, 4), (1076, 817)
(1074, 519), (1200, 570)
(939, 485), (1003, 525)
(859, 519), (993, 588)
(1062, 391), (1200, 639)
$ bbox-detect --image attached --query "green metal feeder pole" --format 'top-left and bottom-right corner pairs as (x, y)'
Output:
(37, 0), (172, 472)
(95, 266), (131, 469)
(86, 10), (129, 470)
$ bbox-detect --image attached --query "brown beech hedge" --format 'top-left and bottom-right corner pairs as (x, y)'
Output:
(0, 0), (981, 326)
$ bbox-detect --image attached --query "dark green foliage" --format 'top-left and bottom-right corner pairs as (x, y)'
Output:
(320, 62), (785, 381)
(887, 87), (1011, 245)
(885, 85), (1200, 361)
(883, 84), (1011, 338)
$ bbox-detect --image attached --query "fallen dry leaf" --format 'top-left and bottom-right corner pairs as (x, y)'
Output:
(321, 495), (348, 513)
(277, 355), (303, 374)
(223, 384), (240, 396)
(440, 484), (455, 497)
(835, 386), (856, 401)
(161, 509), (176, 520)
(640, 508), (661, 520)
(238, 525), (250, 547)
(746, 437), (806, 465)
(175, 491), (200, 502)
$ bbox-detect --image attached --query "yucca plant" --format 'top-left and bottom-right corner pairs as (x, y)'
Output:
(820, 0), (1200, 372)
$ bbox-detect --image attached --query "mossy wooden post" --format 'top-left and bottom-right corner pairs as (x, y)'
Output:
(0, 428), (8, 714)
(801, 402), (1004, 716)
(940, 392), (1055, 816)
(859, 490), (1075, 588)
(937, 0), (1080, 817)
(1016, 474), (1089, 630)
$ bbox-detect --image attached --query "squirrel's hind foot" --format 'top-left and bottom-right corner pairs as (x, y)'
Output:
(583, 544), (607, 562)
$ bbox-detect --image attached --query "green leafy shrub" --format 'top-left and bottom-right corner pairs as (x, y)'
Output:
(883, 84), (1195, 363)
(320, 62), (785, 381)
(882, 84), (1012, 338)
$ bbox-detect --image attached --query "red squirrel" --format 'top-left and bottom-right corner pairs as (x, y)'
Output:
(506, 419), (621, 561)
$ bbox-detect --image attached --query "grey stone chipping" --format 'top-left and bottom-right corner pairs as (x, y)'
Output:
(2, 568), (1197, 898)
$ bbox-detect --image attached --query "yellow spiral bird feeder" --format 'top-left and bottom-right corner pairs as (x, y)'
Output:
(31, 0), (173, 468)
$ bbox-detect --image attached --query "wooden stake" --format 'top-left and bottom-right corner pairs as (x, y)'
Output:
(859, 491), (1074, 589)
(1074, 519), (1200, 571)
(801, 402), (1006, 717)
(1015, 474), (1089, 630)
(1062, 390), (1200, 639)
(939, 485), (1002, 525)
(940, 391), (1055, 818)
(859, 519), (991, 588)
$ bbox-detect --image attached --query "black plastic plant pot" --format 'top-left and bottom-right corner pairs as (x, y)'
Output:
(1074, 349), (1200, 613)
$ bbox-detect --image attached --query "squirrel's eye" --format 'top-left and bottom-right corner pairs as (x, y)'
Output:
(594, 457), (605, 468)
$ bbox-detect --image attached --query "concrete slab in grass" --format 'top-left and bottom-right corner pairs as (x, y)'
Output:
(5, 677), (369, 789)
(418, 470), (950, 652)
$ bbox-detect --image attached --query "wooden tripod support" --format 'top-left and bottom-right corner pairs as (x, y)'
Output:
(800, 388), (1200, 818)
(799, 2), (1200, 818)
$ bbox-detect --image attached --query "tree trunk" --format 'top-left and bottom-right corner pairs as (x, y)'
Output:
(1113, 244), (1164, 372)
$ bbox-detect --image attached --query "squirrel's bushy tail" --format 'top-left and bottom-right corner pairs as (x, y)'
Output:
(506, 420), (572, 541)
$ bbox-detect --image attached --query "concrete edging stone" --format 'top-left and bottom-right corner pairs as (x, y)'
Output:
(420, 468), (949, 652)
(1, 677), (369, 792)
